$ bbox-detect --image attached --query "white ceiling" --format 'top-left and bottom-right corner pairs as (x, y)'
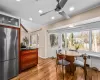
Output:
(21, 19), (41, 32)
(0, 0), (100, 28)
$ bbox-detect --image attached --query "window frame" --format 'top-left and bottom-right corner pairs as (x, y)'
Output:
(48, 17), (100, 55)
(66, 30), (90, 51)
(60, 21), (100, 54)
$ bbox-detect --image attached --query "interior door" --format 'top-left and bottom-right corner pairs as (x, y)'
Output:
(6, 28), (18, 60)
(0, 26), (7, 61)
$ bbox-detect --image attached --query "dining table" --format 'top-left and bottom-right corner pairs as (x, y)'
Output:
(58, 50), (87, 80)
(65, 51), (83, 56)
(62, 51), (86, 75)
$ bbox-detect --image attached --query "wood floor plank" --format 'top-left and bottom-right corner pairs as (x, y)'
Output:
(11, 58), (100, 80)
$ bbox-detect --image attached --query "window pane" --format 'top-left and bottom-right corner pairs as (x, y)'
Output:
(92, 30), (100, 52)
(67, 31), (89, 50)
(50, 34), (58, 47)
(32, 35), (37, 47)
(62, 34), (65, 48)
(37, 34), (39, 46)
(31, 34), (39, 47)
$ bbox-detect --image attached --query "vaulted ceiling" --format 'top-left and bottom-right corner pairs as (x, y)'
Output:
(0, 0), (100, 30)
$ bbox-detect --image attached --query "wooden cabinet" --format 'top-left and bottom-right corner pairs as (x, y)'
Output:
(19, 48), (38, 72)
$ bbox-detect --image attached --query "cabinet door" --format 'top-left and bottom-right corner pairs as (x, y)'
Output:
(0, 26), (7, 61)
(6, 28), (18, 60)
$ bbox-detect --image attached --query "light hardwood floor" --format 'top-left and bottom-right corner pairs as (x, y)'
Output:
(11, 58), (100, 80)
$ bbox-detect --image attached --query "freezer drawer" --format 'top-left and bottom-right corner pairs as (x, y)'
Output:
(6, 28), (18, 60)
(0, 26), (7, 61)
(6, 59), (18, 79)
(0, 61), (7, 80)
(0, 59), (18, 80)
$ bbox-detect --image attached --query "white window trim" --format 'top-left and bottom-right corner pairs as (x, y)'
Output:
(48, 17), (100, 33)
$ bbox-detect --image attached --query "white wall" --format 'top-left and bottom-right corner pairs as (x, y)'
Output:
(30, 27), (47, 58)
(21, 19), (41, 32)
(38, 28), (46, 58)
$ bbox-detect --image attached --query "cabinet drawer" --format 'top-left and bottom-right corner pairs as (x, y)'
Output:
(21, 61), (37, 70)
(21, 54), (38, 63)
(21, 49), (38, 55)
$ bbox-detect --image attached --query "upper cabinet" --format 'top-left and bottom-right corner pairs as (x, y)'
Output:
(0, 12), (20, 28)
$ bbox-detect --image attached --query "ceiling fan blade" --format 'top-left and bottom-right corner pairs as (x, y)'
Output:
(55, 0), (68, 11)
(59, 0), (68, 8)
(40, 9), (54, 16)
(56, 0), (60, 3)
(59, 11), (70, 19)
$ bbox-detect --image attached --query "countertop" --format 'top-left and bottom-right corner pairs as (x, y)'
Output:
(21, 48), (38, 51)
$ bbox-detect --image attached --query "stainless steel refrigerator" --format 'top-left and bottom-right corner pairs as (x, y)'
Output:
(0, 26), (18, 80)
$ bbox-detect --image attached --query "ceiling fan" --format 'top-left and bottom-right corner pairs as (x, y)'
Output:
(40, 0), (70, 19)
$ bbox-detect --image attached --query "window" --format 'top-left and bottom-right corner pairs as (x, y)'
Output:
(50, 34), (58, 47)
(67, 31), (89, 50)
(62, 34), (65, 48)
(37, 34), (39, 46)
(30, 34), (39, 47)
(92, 30), (100, 52)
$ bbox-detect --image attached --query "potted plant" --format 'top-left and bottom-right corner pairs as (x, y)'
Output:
(23, 37), (29, 47)
(74, 44), (80, 51)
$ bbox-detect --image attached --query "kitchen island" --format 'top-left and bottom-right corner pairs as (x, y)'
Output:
(19, 48), (38, 72)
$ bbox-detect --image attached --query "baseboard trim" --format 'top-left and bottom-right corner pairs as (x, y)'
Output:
(39, 55), (47, 59)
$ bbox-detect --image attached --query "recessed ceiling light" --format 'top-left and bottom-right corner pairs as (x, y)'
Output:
(29, 18), (32, 21)
(51, 16), (55, 20)
(38, 10), (43, 14)
(16, 0), (21, 2)
(69, 7), (75, 11)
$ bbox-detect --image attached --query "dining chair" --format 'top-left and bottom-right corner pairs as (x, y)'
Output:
(74, 54), (88, 80)
(56, 50), (70, 80)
